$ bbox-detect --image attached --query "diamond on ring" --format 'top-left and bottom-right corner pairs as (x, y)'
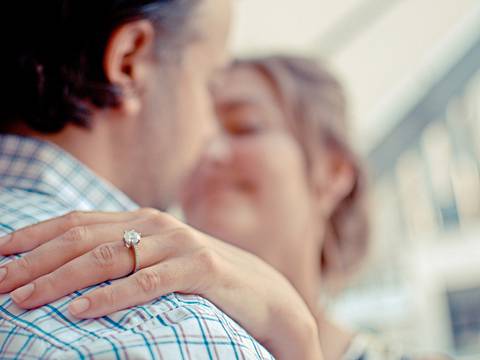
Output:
(123, 229), (141, 248)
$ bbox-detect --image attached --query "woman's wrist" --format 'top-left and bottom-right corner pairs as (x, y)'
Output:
(290, 311), (322, 359)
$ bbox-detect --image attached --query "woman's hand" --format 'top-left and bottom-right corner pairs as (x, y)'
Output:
(0, 209), (322, 360)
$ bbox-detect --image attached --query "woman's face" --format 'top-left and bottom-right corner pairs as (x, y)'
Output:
(181, 66), (320, 264)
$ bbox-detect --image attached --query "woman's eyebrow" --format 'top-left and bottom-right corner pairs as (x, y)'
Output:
(216, 98), (261, 113)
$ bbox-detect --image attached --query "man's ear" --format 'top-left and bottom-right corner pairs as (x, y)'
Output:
(103, 20), (156, 116)
(312, 146), (355, 218)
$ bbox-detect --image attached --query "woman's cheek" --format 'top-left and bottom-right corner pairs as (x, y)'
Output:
(232, 134), (304, 205)
(262, 135), (305, 177)
(265, 136), (309, 209)
(233, 137), (275, 187)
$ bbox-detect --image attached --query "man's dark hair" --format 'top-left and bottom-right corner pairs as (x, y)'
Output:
(1, 0), (198, 133)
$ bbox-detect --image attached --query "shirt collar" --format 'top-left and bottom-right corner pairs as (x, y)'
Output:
(0, 134), (138, 212)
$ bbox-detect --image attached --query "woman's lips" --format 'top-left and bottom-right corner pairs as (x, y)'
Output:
(187, 177), (257, 207)
(201, 177), (256, 196)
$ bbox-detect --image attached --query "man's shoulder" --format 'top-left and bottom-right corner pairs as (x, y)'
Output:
(0, 187), (72, 235)
(65, 292), (274, 359)
(151, 293), (273, 358)
(1, 291), (273, 359)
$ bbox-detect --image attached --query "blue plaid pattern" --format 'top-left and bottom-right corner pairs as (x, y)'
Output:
(0, 135), (274, 360)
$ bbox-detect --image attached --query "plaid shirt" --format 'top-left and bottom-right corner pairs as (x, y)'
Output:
(0, 135), (274, 360)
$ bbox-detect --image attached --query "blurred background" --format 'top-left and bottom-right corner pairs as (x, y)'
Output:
(230, 0), (480, 358)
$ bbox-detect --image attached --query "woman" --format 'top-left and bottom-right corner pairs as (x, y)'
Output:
(0, 56), (413, 359)
(181, 57), (372, 359)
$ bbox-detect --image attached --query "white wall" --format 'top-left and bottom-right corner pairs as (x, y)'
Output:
(231, 0), (478, 151)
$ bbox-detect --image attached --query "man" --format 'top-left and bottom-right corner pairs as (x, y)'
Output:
(0, 1), (273, 358)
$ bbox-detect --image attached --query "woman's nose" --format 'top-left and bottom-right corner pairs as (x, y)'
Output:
(204, 136), (233, 166)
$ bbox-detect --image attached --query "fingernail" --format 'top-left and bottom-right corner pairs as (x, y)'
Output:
(70, 298), (90, 316)
(11, 283), (35, 303)
(0, 268), (7, 282)
(0, 234), (11, 247)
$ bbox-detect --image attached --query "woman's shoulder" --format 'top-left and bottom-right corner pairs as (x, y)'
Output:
(342, 333), (452, 360)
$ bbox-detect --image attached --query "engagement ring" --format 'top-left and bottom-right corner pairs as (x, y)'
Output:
(123, 229), (142, 274)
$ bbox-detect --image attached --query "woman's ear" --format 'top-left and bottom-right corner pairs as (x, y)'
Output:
(103, 20), (156, 116)
(314, 146), (369, 293)
(311, 145), (355, 219)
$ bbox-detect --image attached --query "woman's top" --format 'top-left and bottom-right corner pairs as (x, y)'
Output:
(342, 333), (413, 360)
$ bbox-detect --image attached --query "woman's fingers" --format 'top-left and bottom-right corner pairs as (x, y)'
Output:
(9, 231), (187, 309)
(10, 241), (133, 308)
(68, 258), (191, 318)
(0, 210), (142, 255)
(0, 221), (146, 294)
(0, 211), (181, 294)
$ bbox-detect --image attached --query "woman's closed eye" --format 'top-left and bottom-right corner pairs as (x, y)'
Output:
(223, 111), (266, 136)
